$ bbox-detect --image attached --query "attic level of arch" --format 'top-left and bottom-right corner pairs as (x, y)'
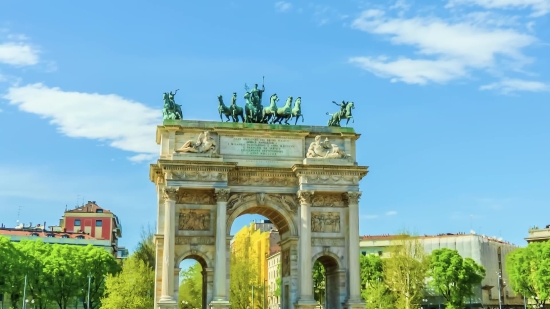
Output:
(149, 161), (369, 188)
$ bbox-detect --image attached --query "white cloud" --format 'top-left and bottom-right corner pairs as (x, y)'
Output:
(480, 78), (549, 93)
(3, 83), (161, 162)
(128, 153), (158, 163)
(446, 0), (550, 17)
(362, 214), (379, 219)
(275, 1), (292, 12)
(385, 210), (398, 216)
(0, 42), (40, 66)
(349, 8), (538, 86)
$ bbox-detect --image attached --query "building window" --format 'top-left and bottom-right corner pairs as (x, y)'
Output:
(96, 220), (103, 227)
(47, 234), (55, 238)
(62, 235), (69, 238)
(74, 219), (81, 226)
(96, 209), (103, 213)
(378, 251), (383, 256)
(31, 233), (39, 236)
(361, 251), (367, 256)
(76, 235), (85, 239)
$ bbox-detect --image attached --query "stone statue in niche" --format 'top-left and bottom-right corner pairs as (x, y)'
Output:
(306, 135), (350, 159)
(178, 210), (211, 230)
(282, 249), (291, 276)
(311, 212), (341, 233)
(176, 131), (217, 153)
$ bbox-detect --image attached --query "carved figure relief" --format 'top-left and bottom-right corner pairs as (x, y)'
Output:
(179, 210), (211, 231)
(228, 172), (298, 187)
(172, 171), (227, 182)
(311, 194), (345, 207)
(306, 135), (350, 159)
(226, 193), (299, 215)
(176, 190), (216, 205)
(311, 212), (341, 233)
(176, 131), (217, 153)
(175, 237), (215, 245)
(282, 249), (291, 276)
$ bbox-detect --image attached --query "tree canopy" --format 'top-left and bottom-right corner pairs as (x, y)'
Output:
(428, 248), (485, 309)
(506, 241), (550, 306)
(178, 262), (203, 308)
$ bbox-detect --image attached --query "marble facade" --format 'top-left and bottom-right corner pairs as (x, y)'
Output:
(150, 120), (368, 309)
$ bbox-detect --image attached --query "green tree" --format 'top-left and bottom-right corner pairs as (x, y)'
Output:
(428, 248), (485, 309)
(360, 254), (397, 309)
(78, 245), (121, 309)
(16, 239), (52, 309)
(384, 233), (429, 309)
(178, 262), (203, 308)
(43, 244), (82, 309)
(101, 255), (154, 309)
(507, 241), (550, 307)
(0, 236), (23, 308)
(312, 261), (325, 305)
(274, 265), (281, 297)
(134, 225), (156, 270)
(230, 233), (258, 309)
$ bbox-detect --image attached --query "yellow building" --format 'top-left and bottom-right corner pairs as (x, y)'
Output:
(231, 220), (280, 284)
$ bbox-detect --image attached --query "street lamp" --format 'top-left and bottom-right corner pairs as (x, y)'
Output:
(87, 273), (92, 309)
(497, 271), (503, 309)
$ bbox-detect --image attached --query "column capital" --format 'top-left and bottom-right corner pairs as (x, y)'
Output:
(163, 187), (178, 201)
(297, 190), (314, 205)
(343, 191), (362, 205)
(214, 188), (231, 202)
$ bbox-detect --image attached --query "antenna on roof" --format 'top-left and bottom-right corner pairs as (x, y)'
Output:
(76, 195), (80, 207)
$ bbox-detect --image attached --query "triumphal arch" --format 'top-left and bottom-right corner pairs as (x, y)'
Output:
(150, 119), (368, 309)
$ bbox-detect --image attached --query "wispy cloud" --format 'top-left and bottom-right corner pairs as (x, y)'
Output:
(446, 0), (550, 17)
(349, 4), (544, 91)
(385, 210), (398, 216)
(275, 1), (292, 12)
(0, 35), (40, 66)
(480, 78), (549, 93)
(3, 83), (161, 162)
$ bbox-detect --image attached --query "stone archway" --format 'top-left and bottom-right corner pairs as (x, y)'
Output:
(175, 253), (212, 309)
(150, 121), (368, 309)
(312, 252), (345, 309)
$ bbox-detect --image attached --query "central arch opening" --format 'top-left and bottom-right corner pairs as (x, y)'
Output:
(178, 255), (208, 309)
(227, 200), (297, 309)
(313, 255), (341, 309)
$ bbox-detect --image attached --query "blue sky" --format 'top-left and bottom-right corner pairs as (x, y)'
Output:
(0, 0), (549, 257)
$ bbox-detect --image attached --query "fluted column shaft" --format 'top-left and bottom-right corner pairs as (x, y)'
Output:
(160, 187), (177, 301)
(298, 190), (315, 301)
(213, 188), (230, 300)
(346, 191), (362, 301)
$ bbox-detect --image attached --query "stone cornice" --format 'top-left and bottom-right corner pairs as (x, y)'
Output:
(292, 164), (369, 177)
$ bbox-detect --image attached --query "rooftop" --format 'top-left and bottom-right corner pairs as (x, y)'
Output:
(65, 201), (113, 214)
(0, 227), (97, 239)
(361, 232), (516, 246)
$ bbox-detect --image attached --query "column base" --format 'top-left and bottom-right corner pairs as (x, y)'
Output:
(294, 299), (318, 309)
(344, 299), (366, 309)
(157, 299), (178, 309)
(209, 300), (230, 309)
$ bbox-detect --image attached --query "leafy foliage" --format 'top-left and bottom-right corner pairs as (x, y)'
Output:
(230, 234), (259, 309)
(506, 241), (550, 306)
(101, 255), (154, 309)
(0, 236), (120, 309)
(134, 225), (156, 270)
(312, 261), (326, 304)
(383, 234), (429, 309)
(360, 254), (384, 286)
(360, 254), (397, 309)
(428, 248), (485, 309)
(274, 264), (281, 297)
(178, 262), (203, 308)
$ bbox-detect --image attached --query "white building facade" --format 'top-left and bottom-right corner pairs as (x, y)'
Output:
(360, 233), (523, 309)
(268, 251), (282, 309)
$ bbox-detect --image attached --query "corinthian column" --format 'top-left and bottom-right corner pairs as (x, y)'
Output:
(211, 188), (231, 308)
(296, 190), (316, 307)
(345, 191), (363, 304)
(159, 187), (178, 305)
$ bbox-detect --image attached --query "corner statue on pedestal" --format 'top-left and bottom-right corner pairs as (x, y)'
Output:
(327, 100), (355, 127)
(162, 89), (183, 120)
(306, 135), (350, 159)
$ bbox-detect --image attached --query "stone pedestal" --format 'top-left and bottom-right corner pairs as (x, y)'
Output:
(209, 300), (230, 309)
(344, 300), (366, 309)
(157, 300), (178, 309)
(294, 300), (318, 309)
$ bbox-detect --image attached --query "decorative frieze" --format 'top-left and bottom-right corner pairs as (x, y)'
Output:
(311, 194), (345, 207)
(178, 210), (211, 231)
(228, 171), (298, 187)
(301, 174), (359, 185)
(171, 171), (227, 182)
(311, 237), (345, 247)
(226, 193), (299, 215)
(175, 236), (216, 245)
(176, 190), (216, 205)
(311, 212), (341, 233)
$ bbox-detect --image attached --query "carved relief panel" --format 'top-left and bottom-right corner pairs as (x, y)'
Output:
(178, 209), (211, 231)
(311, 193), (345, 207)
(176, 190), (216, 205)
(311, 212), (341, 233)
(228, 171), (298, 187)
